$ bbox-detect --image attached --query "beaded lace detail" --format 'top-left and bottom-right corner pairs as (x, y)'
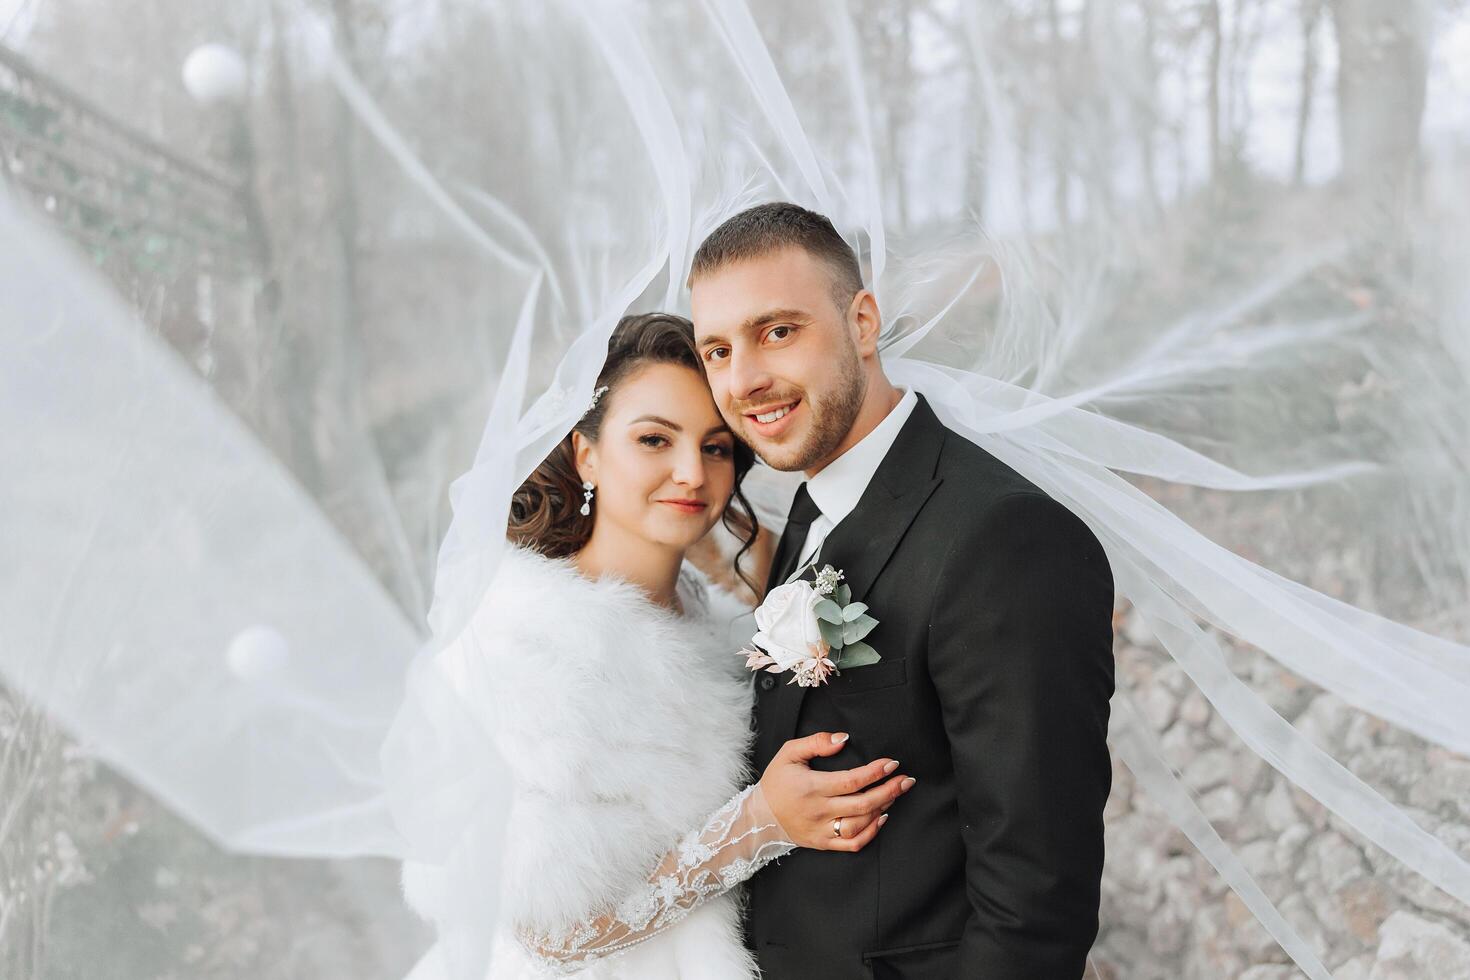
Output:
(518, 783), (794, 973)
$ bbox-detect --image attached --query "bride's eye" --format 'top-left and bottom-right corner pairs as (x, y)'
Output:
(638, 433), (670, 448)
(703, 442), (733, 459)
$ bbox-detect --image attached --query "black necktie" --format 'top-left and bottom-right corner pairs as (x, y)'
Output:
(769, 483), (822, 591)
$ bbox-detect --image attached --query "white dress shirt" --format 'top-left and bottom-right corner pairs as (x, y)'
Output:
(795, 388), (918, 569)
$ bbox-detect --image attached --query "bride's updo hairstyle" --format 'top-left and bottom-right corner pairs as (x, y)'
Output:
(507, 312), (761, 591)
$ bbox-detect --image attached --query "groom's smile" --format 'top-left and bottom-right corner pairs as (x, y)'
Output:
(743, 397), (803, 438)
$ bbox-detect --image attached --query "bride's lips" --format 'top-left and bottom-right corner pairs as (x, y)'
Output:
(743, 398), (802, 439)
(658, 499), (708, 515)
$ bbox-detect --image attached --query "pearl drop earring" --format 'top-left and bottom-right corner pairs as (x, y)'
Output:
(581, 481), (595, 516)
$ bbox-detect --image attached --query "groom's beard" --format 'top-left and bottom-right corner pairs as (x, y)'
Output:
(735, 358), (866, 473)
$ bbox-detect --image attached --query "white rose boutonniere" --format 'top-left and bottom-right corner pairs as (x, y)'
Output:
(742, 565), (881, 688)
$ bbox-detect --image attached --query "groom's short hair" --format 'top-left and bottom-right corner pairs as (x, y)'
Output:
(689, 202), (864, 313)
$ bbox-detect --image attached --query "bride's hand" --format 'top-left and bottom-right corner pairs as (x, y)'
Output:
(757, 731), (914, 852)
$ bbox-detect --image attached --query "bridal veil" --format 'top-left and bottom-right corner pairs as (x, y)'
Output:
(2, 2), (1468, 977)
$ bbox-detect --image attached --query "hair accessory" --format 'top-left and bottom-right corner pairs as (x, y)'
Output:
(582, 385), (610, 419)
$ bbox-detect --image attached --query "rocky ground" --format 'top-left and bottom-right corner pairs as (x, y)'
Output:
(1091, 603), (1470, 979)
(0, 688), (429, 979)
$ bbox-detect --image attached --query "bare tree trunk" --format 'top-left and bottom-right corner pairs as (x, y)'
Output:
(1331, 0), (1429, 194)
(1205, 0), (1223, 181)
(1081, 0), (1116, 216)
(268, 1), (303, 225)
(1019, 106), (1035, 233)
(1047, 0), (1071, 225)
(1292, 0), (1323, 186)
(235, 3), (321, 485)
(1226, 0), (1268, 165)
(326, 0), (367, 465)
(331, 0), (361, 356)
(888, 5), (912, 228)
(1137, 0), (1165, 214)
(962, 61), (988, 222)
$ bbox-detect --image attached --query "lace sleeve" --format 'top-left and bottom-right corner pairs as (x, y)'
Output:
(516, 783), (795, 973)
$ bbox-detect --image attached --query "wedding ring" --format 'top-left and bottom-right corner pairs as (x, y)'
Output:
(832, 817), (843, 838)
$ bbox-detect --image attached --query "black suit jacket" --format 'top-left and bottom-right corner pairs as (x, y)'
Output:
(747, 395), (1115, 980)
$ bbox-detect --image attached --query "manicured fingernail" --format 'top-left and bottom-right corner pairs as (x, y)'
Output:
(831, 732), (850, 744)
(878, 813), (889, 826)
(901, 777), (916, 791)
(882, 760), (899, 774)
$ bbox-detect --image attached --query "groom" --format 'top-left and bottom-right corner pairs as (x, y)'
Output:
(689, 203), (1116, 980)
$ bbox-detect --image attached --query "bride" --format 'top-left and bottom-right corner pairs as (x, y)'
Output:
(396, 312), (915, 979)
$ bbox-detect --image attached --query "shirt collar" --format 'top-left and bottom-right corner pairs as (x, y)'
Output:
(805, 388), (918, 525)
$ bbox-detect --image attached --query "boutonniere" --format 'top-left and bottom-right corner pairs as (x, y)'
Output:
(741, 564), (881, 688)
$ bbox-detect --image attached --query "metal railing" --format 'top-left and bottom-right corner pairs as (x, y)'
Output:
(0, 42), (256, 277)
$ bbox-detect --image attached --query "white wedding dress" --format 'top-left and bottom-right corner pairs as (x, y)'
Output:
(396, 546), (794, 980)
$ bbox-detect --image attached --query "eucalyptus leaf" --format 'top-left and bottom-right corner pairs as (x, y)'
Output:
(843, 614), (878, 644)
(840, 641), (881, 668)
(837, 584), (852, 606)
(818, 619), (846, 649)
(814, 598), (843, 623)
(841, 602), (869, 622)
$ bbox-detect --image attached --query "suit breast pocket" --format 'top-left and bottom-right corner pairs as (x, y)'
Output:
(830, 657), (907, 695)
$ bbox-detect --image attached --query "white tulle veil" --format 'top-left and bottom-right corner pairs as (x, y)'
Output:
(2, 2), (1468, 978)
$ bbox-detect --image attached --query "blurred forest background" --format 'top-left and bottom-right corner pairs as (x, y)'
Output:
(3, 0), (1469, 977)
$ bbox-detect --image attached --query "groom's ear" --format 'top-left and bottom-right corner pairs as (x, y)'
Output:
(849, 289), (882, 357)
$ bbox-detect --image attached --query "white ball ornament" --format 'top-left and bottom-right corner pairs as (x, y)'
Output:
(182, 44), (248, 106)
(226, 625), (290, 682)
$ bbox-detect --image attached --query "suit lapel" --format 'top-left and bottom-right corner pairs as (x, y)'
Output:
(756, 396), (948, 758)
